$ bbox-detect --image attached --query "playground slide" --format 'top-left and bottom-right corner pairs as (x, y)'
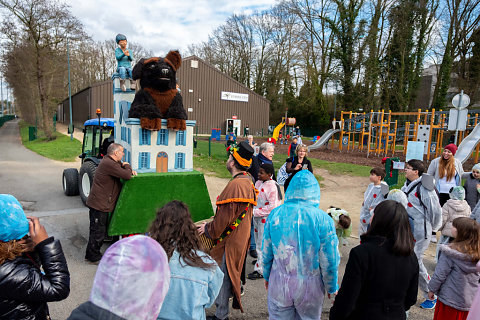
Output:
(455, 122), (480, 164)
(272, 122), (285, 141)
(308, 129), (340, 151)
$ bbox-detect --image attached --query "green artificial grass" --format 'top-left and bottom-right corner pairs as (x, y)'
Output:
(109, 171), (214, 235)
(19, 121), (81, 162)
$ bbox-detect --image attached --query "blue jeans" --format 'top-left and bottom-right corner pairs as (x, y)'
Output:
(250, 219), (256, 251)
(117, 66), (132, 79)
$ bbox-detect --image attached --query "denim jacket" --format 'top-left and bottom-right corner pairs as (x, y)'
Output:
(157, 250), (223, 320)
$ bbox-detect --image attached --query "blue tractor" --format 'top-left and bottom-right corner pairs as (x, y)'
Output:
(62, 118), (115, 204)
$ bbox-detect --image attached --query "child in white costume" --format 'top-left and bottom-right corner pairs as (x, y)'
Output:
(401, 160), (442, 309)
(359, 167), (388, 235)
(247, 163), (282, 280)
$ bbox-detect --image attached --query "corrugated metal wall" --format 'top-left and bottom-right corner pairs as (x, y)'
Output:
(177, 56), (270, 135)
(90, 81), (114, 119)
(59, 57), (270, 135)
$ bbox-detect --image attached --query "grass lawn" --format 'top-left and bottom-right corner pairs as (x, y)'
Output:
(193, 140), (372, 180)
(19, 121), (82, 162)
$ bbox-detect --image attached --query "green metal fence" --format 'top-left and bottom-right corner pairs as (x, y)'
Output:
(0, 115), (15, 129)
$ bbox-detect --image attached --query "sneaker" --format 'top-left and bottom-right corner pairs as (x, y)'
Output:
(431, 237), (437, 243)
(84, 259), (100, 265)
(247, 271), (264, 280)
(249, 249), (258, 259)
(420, 298), (437, 309)
(241, 286), (244, 296)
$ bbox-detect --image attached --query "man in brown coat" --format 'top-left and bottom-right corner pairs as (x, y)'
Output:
(85, 143), (136, 263)
(198, 141), (257, 320)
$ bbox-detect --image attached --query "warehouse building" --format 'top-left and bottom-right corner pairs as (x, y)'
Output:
(58, 55), (270, 135)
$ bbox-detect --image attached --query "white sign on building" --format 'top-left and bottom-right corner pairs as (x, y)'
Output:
(221, 91), (249, 103)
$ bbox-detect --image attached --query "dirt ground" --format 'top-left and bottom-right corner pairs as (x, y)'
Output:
(203, 167), (368, 238)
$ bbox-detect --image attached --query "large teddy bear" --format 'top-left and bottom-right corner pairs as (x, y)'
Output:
(128, 50), (187, 131)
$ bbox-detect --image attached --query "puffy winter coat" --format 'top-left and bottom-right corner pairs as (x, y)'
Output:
(0, 237), (70, 320)
(428, 245), (480, 311)
(440, 199), (471, 237)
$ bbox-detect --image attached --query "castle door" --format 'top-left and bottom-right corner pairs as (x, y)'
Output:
(156, 152), (168, 173)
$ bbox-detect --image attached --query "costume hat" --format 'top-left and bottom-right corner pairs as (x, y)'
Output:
(116, 34), (127, 44)
(229, 140), (254, 170)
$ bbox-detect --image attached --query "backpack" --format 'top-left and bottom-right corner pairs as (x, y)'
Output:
(277, 162), (291, 186)
(404, 175), (439, 239)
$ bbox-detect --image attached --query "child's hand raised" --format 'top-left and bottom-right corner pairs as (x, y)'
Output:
(27, 216), (49, 245)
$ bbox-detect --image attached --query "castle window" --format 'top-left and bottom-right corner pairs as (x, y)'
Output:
(139, 129), (151, 145)
(175, 152), (185, 169)
(139, 152), (150, 169)
(157, 129), (169, 146)
(121, 127), (126, 142)
(176, 130), (186, 146)
(128, 128), (131, 144)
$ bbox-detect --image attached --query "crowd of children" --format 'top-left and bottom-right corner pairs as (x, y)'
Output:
(1, 142), (480, 320)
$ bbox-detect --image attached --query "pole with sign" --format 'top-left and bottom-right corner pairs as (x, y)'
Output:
(450, 91), (470, 145)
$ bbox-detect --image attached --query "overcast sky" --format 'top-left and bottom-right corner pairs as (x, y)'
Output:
(67, 0), (277, 56)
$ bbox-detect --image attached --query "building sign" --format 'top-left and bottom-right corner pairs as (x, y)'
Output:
(221, 91), (249, 103)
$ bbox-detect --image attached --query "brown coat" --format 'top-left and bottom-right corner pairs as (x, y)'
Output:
(86, 156), (133, 213)
(206, 173), (257, 312)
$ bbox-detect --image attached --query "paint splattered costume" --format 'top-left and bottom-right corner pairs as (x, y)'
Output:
(359, 182), (388, 235)
(262, 170), (340, 319)
(401, 177), (442, 299)
(252, 179), (281, 275)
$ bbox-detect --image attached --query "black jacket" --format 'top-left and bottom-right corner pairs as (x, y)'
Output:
(0, 237), (70, 320)
(330, 236), (419, 320)
(68, 301), (125, 320)
(248, 154), (276, 183)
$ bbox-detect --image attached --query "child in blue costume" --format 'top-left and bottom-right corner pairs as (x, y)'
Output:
(115, 33), (134, 91)
(262, 170), (340, 319)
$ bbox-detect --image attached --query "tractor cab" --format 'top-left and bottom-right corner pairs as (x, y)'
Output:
(62, 116), (116, 205)
(80, 118), (115, 164)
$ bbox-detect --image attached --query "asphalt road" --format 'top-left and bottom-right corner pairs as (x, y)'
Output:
(0, 119), (437, 319)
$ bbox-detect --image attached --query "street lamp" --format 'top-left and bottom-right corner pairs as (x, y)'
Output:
(67, 36), (73, 140)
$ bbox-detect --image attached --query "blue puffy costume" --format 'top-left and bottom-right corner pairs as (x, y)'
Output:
(262, 170), (340, 319)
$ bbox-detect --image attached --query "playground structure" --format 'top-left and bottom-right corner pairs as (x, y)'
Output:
(271, 117), (296, 143)
(314, 109), (480, 163)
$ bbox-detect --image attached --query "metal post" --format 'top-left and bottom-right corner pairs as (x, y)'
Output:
(208, 138), (211, 157)
(67, 37), (73, 141)
(454, 90), (463, 145)
(333, 81), (338, 120)
(1, 77), (4, 116)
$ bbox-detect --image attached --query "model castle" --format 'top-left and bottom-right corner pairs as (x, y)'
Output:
(112, 73), (195, 173)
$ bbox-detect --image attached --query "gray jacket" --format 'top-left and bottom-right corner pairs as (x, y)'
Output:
(471, 201), (480, 223)
(462, 172), (480, 211)
(428, 245), (480, 311)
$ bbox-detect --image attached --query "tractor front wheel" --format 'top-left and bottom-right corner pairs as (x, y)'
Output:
(62, 168), (79, 196)
(79, 161), (97, 205)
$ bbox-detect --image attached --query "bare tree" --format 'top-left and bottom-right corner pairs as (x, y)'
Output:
(0, 0), (85, 139)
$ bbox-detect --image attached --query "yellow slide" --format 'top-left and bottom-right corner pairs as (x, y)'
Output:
(273, 122), (285, 141)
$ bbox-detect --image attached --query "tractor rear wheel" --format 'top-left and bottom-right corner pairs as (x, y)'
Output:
(79, 161), (97, 205)
(62, 168), (79, 196)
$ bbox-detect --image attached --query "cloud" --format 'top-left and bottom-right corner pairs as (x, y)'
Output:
(66, 0), (276, 55)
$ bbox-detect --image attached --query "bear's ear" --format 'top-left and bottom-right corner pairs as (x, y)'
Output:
(166, 50), (181, 70)
(132, 58), (146, 80)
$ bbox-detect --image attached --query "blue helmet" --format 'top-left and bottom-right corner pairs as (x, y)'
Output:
(116, 34), (127, 44)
